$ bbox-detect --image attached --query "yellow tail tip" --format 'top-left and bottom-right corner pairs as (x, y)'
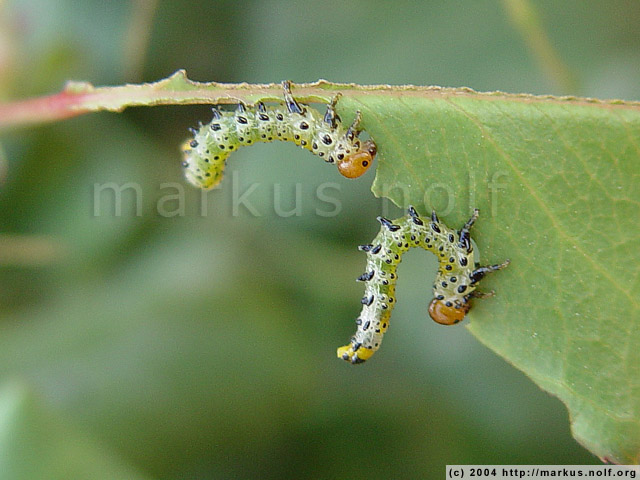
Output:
(337, 344), (374, 364)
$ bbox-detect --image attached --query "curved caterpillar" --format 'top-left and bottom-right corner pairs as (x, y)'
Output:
(338, 207), (509, 364)
(181, 81), (377, 189)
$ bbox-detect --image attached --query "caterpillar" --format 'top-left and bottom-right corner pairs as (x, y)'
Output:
(338, 207), (510, 364)
(181, 81), (377, 189)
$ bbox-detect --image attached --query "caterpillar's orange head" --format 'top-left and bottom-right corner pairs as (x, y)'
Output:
(428, 299), (470, 325)
(337, 140), (377, 179)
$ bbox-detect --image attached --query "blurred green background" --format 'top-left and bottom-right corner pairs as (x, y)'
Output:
(1, 1), (639, 478)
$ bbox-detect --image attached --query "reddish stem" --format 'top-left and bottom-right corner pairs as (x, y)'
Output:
(0, 90), (92, 129)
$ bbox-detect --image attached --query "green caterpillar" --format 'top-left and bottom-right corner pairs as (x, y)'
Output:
(181, 81), (377, 189)
(338, 207), (509, 364)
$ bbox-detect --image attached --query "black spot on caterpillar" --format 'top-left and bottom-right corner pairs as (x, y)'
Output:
(181, 81), (377, 189)
(338, 207), (510, 364)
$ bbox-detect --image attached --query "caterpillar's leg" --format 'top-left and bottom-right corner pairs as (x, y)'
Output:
(462, 208), (480, 231)
(470, 260), (510, 285)
(407, 205), (424, 225)
(323, 93), (342, 128)
(345, 111), (363, 141)
(282, 80), (305, 114)
(459, 208), (480, 253)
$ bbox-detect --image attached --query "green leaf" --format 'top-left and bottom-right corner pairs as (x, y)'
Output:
(1, 73), (638, 462)
(342, 92), (639, 464)
(0, 381), (154, 480)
